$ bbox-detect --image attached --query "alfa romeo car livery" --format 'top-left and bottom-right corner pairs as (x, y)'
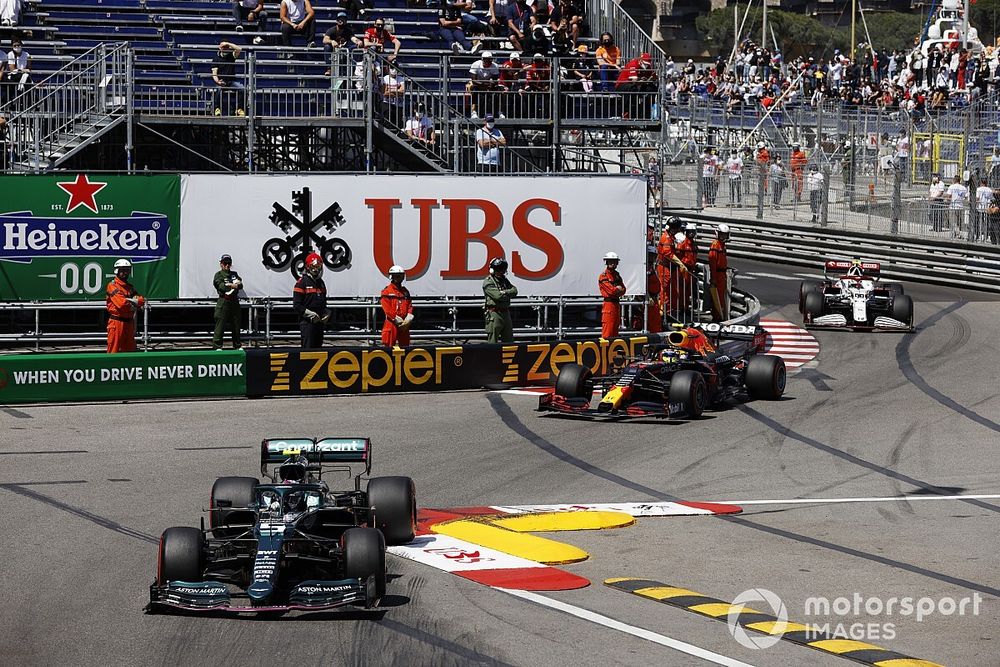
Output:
(799, 260), (913, 331)
(147, 437), (416, 614)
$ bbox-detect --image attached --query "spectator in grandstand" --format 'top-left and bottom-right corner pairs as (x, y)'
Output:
(769, 156), (786, 209)
(381, 60), (406, 127)
(405, 103), (435, 146)
(499, 50), (523, 90)
(895, 130), (910, 185)
(928, 173), (946, 232)
(523, 52), (550, 91)
(211, 41), (246, 116)
(363, 18), (401, 60)
(595, 33), (620, 92)
(503, 0), (532, 53)
(213, 254), (243, 350)
(988, 189), (1000, 245)
(0, 0), (21, 27)
(550, 0), (582, 45)
(947, 174), (969, 237)
(0, 112), (6, 170)
(454, 0), (491, 43)
(233, 0), (269, 35)
(725, 149), (743, 207)
(5, 38), (31, 98)
(439, 0), (474, 54)
(322, 12), (361, 76)
(806, 164), (824, 223)
(700, 147), (719, 206)
(475, 113), (505, 171)
(489, 0), (512, 37)
(615, 52), (656, 119)
(468, 50), (500, 115)
(975, 177), (992, 242)
(565, 44), (593, 92)
(337, 0), (372, 20)
(522, 23), (552, 57)
(279, 0), (316, 49)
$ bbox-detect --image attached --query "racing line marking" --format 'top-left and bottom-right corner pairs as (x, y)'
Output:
(605, 578), (944, 667)
(498, 588), (755, 667)
(760, 319), (819, 371)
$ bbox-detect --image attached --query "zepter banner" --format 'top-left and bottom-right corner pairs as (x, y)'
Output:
(179, 175), (646, 298)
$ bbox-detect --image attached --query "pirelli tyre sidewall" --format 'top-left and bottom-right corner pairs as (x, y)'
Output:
(892, 294), (913, 326)
(158, 526), (205, 585)
(668, 370), (708, 419)
(367, 476), (417, 546)
(745, 354), (786, 401)
(342, 527), (386, 602)
(555, 363), (594, 399)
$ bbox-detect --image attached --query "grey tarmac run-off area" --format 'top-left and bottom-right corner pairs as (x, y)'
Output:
(1, 258), (998, 667)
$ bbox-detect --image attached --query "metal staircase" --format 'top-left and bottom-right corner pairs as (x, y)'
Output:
(2, 42), (131, 172)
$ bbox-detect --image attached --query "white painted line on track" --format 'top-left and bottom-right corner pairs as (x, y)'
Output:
(707, 494), (1000, 506)
(741, 272), (802, 281)
(497, 588), (756, 667)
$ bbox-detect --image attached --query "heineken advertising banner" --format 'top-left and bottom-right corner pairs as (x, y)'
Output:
(0, 350), (245, 404)
(0, 174), (181, 301)
(245, 335), (655, 396)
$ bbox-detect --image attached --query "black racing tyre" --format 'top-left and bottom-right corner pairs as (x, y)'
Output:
(887, 283), (905, 296)
(799, 281), (822, 313)
(158, 526), (204, 585)
(555, 363), (593, 399)
(745, 354), (787, 400)
(210, 476), (258, 537)
(803, 290), (825, 319)
(342, 527), (387, 601)
(891, 294), (913, 326)
(668, 370), (708, 419)
(367, 476), (417, 545)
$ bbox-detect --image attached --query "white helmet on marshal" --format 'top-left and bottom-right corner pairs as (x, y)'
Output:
(717, 223), (730, 236)
(757, 141), (765, 149)
(674, 232), (687, 243)
(114, 258), (132, 269)
(603, 251), (620, 261)
(388, 265), (405, 275)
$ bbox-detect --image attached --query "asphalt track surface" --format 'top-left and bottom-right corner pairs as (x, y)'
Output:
(2, 258), (998, 667)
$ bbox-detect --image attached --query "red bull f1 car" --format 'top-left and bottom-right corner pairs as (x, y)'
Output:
(537, 323), (786, 420)
(147, 437), (416, 614)
(799, 260), (913, 331)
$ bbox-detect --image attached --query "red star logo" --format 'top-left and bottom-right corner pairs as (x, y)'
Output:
(56, 174), (108, 214)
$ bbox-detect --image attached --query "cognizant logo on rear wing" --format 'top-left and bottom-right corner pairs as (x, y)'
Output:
(260, 437), (372, 475)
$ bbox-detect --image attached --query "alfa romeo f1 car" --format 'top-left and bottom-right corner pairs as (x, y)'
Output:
(147, 437), (417, 614)
(799, 260), (913, 331)
(537, 323), (786, 420)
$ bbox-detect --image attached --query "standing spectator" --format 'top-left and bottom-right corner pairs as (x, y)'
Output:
(594, 32), (620, 92)
(790, 143), (807, 202)
(708, 224), (729, 322)
(106, 259), (145, 354)
(363, 18), (402, 60)
(725, 149), (743, 206)
(475, 113), (505, 171)
(806, 163), (824, 223)
(233, 0), (268, 34)
(381, 60), (405, 127)
(483, 257), (517, 343)
(701, 147), (719, 206)
(292, 252), (330, 349)
(279, 0), (316, 48)
(380, 265), (414, 348)
(770, 156), (786, 208)
(989, 146), (1000, 189)
(404, 103), (435, 147)
(946, 174), (969, 237)
(504, 0), (532, 53)
(928, 173), (946, 232)
(468, 50), (500, 114)
(439, 0), (473, 54)
(975, 177), (992, 242)
(895, 130), (909, 183)
(211, 41), (246, 116)
(645, 154), (661, 208)
(212, 254), (243, 350)
(598, 251), (626, 339)
(5, 38), (31, 99)
(0, 0), (21, 26)
(987, 188), (1000, 245)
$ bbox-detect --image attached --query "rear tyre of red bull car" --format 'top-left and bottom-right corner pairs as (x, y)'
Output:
(555, 363), (593, 399)
(668, 370), (708, 418)
(342, 527), (387, 605)
(745, 354), (786, 400)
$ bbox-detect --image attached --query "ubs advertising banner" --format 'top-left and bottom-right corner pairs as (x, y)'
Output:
(0, 175), (181, 300)
(180, 175), (646, 298)
(0, 350), (245, 403)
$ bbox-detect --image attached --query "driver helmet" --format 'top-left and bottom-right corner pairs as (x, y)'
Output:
(278, 458), (308, 482)
(846, 262), (864, 279)
(305, 252), (323, 278)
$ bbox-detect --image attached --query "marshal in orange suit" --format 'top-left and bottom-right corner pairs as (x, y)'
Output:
(106, 258), (145, 353)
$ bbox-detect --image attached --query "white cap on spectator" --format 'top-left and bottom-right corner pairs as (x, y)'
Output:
(482, 51), (493, 59)
(510, 51), (520, 60)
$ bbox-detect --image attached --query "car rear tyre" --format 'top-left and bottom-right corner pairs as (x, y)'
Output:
(343, 527), (387, 601)
(210, 476), (258, 538)
(158, 526), (204, 585)
(367, 476), (417, 545)
(803, 290), (825, 320)
(555, 363), (593, 399)
(745, 354), (786, 400)
(887, 283), (904, 296)
(799, 281), (822, 313)
(892, 294), (913, 326)
(668, 370), (708, 418)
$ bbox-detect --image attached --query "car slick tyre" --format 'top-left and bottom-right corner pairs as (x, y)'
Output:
(799, 280), (822, 313)
(887, 283), (904, 296)
(343, 527), (386, 603)
(555, 363), (593, 399)
(367, 476), (417, 545)
(158, 526), (204, 585)
(745, 354), (786, 400)
(668, 370), (708, 418)
(210, 476), (258, 538)
(892, 294), (913, 326)
(803, 289), (825, 320)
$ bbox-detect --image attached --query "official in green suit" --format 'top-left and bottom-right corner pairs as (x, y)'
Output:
(483, 257), (517, 343)
(213, 253), (243, 349)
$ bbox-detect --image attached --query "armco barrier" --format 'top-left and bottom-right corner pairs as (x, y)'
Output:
(678, 213), (1000, 293)
(0, 350), (246, 404)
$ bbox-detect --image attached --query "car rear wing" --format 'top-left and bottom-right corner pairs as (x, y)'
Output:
(825, 259), (880, 277)
(688, 322), (767, 353)
(260, 437), (371, 476)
